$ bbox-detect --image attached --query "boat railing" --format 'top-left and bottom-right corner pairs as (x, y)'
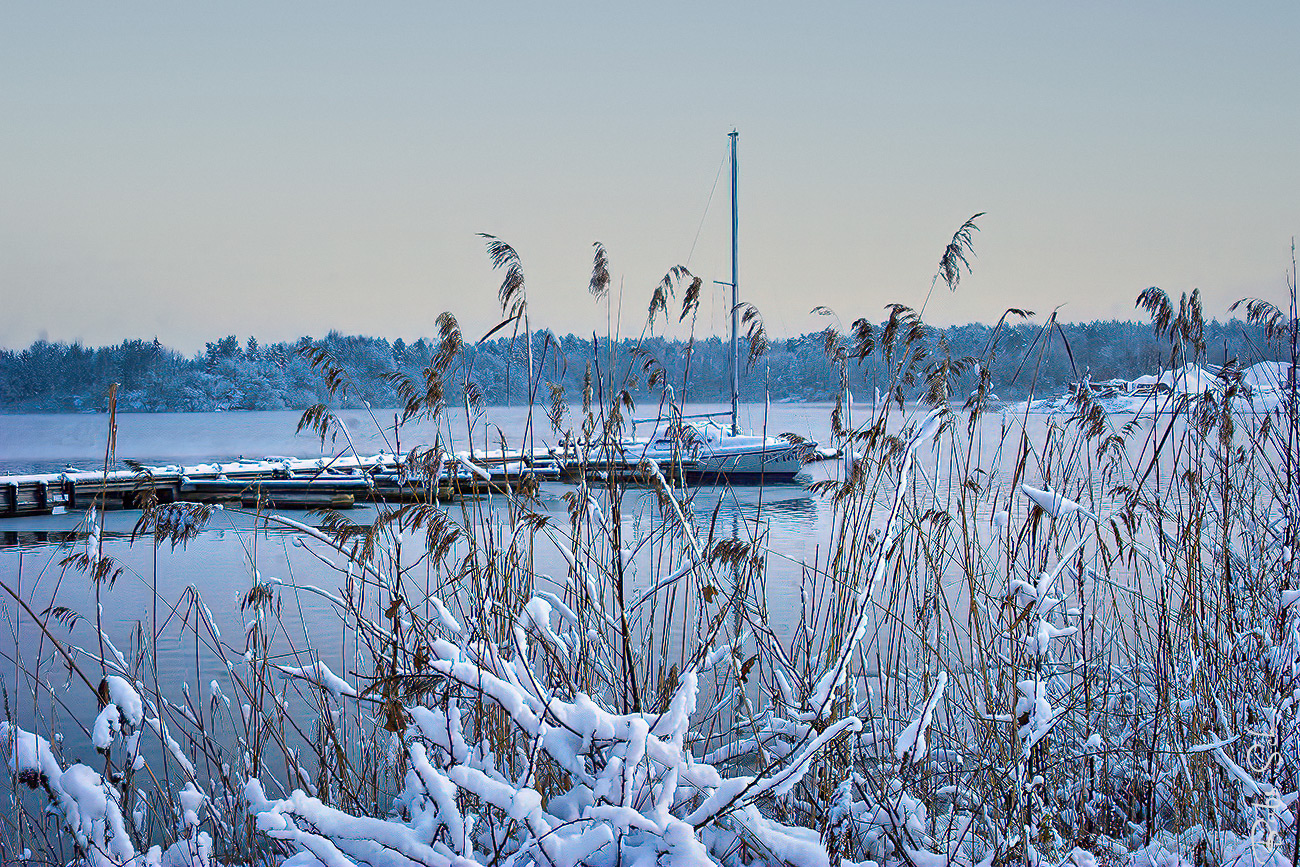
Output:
(630, 410), (731, 425)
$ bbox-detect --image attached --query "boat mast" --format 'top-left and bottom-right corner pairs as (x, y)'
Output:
(729, 130), (739, 436)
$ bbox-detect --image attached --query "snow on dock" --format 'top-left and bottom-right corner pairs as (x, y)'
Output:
(0, 451), (557, 517)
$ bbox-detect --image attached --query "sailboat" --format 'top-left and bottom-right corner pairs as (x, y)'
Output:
(615, 131), (807, 484)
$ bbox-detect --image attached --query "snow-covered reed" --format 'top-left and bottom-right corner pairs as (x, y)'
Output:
(2, 241), (1297, 867)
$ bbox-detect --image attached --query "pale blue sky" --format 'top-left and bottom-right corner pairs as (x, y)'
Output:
(2, 2), (1297, 352)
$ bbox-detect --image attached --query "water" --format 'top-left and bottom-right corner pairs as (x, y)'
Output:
(0, 401), (1170, 778)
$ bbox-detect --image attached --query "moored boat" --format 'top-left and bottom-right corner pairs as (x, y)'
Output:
(613, 131), (811, 484)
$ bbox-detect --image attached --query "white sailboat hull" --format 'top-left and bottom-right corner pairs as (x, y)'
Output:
(625, 430), (804, 483)
(689, 445), (803, 482)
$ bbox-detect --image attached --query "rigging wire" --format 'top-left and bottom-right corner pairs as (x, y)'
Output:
(685, 145), (729, 269)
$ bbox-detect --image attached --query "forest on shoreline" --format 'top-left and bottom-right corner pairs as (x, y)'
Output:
(0, 317), (1283, 413)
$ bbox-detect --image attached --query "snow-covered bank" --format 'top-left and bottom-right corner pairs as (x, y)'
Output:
(1013, 361), (1295, 415)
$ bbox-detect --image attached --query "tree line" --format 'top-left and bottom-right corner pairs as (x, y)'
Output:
(0, 317), (1282, 413)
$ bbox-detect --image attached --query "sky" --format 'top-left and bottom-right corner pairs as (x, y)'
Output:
(2, 1), (1297, 354)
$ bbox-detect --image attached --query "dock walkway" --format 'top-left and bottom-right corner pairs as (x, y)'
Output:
(1, 453), (525, 517)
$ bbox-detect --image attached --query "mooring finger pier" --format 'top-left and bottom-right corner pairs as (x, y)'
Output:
(0, 452), (557, 517)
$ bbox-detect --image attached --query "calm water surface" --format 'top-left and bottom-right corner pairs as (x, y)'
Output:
(0, 402), (1163, 772)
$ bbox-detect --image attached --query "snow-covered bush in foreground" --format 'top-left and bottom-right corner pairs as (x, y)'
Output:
(2, 712), (214, 867)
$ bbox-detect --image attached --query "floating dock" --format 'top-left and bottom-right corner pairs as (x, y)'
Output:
(1, 441), (833, 519)
(0, 453), (550, 517)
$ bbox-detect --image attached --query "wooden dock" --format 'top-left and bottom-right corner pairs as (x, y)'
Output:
(0, 452), (555, 518)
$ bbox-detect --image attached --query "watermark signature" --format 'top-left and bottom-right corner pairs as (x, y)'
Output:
(1244, 720), (1287, 862)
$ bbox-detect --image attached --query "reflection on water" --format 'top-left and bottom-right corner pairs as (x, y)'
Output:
(0, 520), (317, 550)
(1, 529), (79, 549)
(689, 483), (819, 530)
